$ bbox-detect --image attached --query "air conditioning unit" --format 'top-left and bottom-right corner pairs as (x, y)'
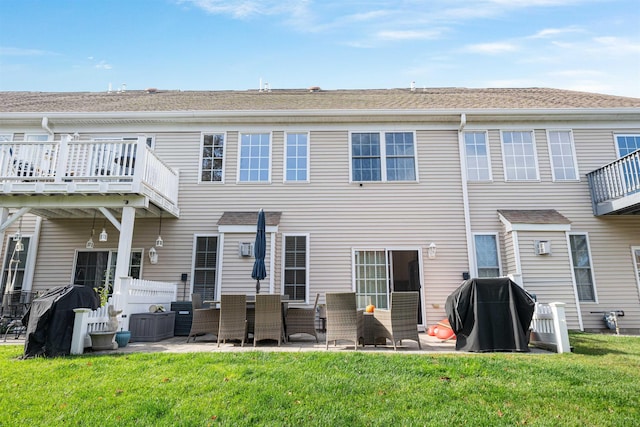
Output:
(239, 242), (253, 257)
(536, 240), (551, 255)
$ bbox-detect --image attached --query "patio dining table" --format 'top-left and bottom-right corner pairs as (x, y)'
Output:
(204, 295), (292, 343)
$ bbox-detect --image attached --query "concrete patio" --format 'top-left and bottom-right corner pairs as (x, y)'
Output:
(2, 331), (553, 355)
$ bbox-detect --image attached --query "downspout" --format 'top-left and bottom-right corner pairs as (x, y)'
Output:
(457, 113), (476, 277)
(41, 116), (54, 136)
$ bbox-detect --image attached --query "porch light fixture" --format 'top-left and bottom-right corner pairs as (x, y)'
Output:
(155, 212), (164, 248)
(86, 211), (96, 249)
(148, 247), (158, 264)
(428, 242), (437, 259)
(15, 238), (24, 252)
(13, 216), (23, 242)
(99, 218), (108, 242)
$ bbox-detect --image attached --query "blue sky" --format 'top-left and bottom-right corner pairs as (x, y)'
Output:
(1, 0), (639, 97)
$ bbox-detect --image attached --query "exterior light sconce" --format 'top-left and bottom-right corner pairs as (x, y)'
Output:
(99, 218), (108, 242)
(86, 212), (96, 249)
(155, 212), (164, 248)
(149, 247), (158, 264)
(428, 242), (437, 259)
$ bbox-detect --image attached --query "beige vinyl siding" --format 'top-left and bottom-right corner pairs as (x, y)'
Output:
(219, 233), (274, 295)
(502, 231), (517, 276)
(516, 230), (580, 328)
(465, 126), (640, 330)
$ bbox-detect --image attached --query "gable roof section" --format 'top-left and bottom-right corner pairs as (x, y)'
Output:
(498, 209), (572, 232)
(1, 88), (640, 113)
(217, 211), (282, 233)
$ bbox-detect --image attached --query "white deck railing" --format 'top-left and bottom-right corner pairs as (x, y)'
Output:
(587, 149), (640, 214)
(0, 137), (179, 205)
(70, 278), (178, 354)
(529, 302), (571, 353)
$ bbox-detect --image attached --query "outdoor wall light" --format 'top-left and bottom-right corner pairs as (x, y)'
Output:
(149, 247), (158, 264)
(428, 242), (437, 259)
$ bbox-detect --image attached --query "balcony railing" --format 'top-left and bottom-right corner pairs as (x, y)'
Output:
(0, 137), (179, 206)
(587, 149), (640, 215)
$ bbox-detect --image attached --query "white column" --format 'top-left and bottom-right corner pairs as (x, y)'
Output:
(550, 302), (571, 353)
(70, 308), (91, 355)
(113, 206), (135, 302)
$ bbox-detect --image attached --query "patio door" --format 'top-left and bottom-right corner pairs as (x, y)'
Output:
(354, 249), (423, 325)
(73, 250), (142, 293)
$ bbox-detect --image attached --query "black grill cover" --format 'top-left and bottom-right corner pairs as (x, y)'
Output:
(22, 285), (99, 358)
(445, 278), (535, 352)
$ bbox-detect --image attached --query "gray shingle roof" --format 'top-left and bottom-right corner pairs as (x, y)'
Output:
(497, 209), (572, 225)
(217, 211), (282, 226)
(1, 88), (639, 113)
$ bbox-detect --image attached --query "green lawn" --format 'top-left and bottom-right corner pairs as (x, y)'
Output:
(1, 332), (638, 426)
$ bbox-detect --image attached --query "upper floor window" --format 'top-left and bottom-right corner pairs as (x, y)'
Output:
(474, 234), (501, 277)
(285, 133), (309, 182)
(201, 133), (225, 182)
(547, 130), (578, 181)
(464, 131), (491, 181)
(25, 134), (49, 142)
(351, 132), (416, 182)
(238, 133), (270, 182)
(501, 131), (539, 181)
(0, 134), (13, 142)
(616, 134), (640, 157)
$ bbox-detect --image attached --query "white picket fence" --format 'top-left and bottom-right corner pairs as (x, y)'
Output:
(529, 302), (571, 353)
(70, 278), (177, 355)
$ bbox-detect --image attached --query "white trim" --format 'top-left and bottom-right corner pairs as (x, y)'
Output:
(21, 217), (41, 292)
(268, 230), (276, 294)
(198, 131), (227, 184)
(458, 127), (476, 278)
(565, 232), (585, 330)
(567, 232), (598, 304)
(283, 131), (310, 184)
(190, 233), (221, 301)
(236, 131), (273, 184)
(348, 130), (418, 184)
(497, 215), (572, 233)
(217, 224), (278, 233)
(512, 230), (522, 276)
(631, 246), (640, 303)
(546, 129), (580, 182)
(463, 130), (493, 182)
(472, 232), (502, 277)
(281, 233), (310, 303)
(500, 130), (541, 182)
(614, 133), (640, 157)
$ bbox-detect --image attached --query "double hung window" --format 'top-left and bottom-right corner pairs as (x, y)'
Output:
(239, 133), (271, 182)
(285, 133), (309, 182)
(283, 235), (308, 301)
(74, 250), (142, 293)
(464, 131), (491, 181)
(201, 133), (225, 182)
(1, 237), (30, 295)
(193, 236), (218, 301)
(502, 131), (539, 181)
(568, 234), (596, 302)
(474, 234), (501, 277)
(547, 130), (578, 181)
(351, 132), (416, 182)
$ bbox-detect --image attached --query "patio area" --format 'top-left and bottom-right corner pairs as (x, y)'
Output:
(1, 332), (552, 355)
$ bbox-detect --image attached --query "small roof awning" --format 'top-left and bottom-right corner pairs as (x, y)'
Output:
(217, 211), (282, 232)
(497, 209), (571, 232)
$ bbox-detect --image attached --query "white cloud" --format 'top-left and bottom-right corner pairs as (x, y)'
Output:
(0, 47), (57, 56)
(529, 26), (584, 38)
(176, 0), (310, 19)
(95, 61), (112, 70)
(376, 30), (443, 41)
(464, 42), (519, 54)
